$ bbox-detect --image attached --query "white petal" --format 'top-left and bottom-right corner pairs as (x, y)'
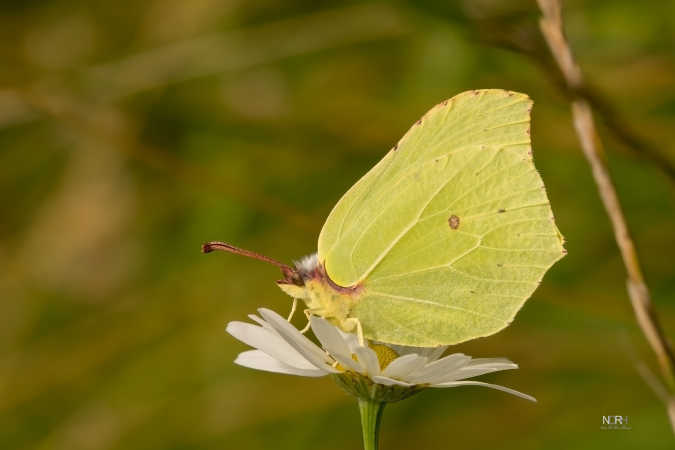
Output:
(425, 346), (449, 362)
(226, 321), (316, 370)
(386, 345), (447, 361)
(331, 352), (362, 372)
(381, 354), (428, 379)
(234, 350), (328, 377)
(449, 364), (517, 381)
(409, 353), (471, 384)
(310, 316), (351, 358)
(248, 314), (275, 332)
(386, 344), (422, 356)
(335, 328), (360, 353)
(431, 380), (536, 402)
(355, 346), (380, 376)
(372, 375), (413, 386)
(258, 308), (337, 373)
(465, 357), (515, 367)
(462, 362), (518, 371)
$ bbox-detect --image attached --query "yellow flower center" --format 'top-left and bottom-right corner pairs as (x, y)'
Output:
(370, 344), (399, 370)
(334, 344), (400, 372)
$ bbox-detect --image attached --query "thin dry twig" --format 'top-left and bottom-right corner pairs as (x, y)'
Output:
(636, 363), (670, 405)
(467, 8), (675, 183)
(537, 0), (675, 433)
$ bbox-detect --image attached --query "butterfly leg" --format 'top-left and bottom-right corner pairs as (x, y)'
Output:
(287, 298), (298, 322)
(344, 317), (365, 346)
(299, 308), (313, 334)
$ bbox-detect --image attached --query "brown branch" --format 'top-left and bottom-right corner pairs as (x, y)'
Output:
(636, 363), (675, 430)
(468, 11), (675, 184)
(537, 0), (675, 433)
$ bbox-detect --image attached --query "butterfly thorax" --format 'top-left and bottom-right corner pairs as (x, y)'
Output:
(277, 253), (362, 331)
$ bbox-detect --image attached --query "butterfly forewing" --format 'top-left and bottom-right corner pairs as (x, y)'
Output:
(317, 89), (565, 346)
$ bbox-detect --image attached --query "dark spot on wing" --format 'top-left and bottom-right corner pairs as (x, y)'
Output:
(393, 143), (398, 151)
(448, 215), (460, 229)
(416, 119), (422, 126)
(498, 208), (506, 213)
(497, 263), (503, 267)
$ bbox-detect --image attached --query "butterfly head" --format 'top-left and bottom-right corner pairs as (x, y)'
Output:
(293, 253), (319, 279)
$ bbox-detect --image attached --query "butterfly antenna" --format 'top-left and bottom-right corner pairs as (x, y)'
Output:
(201, 241), (300, 283)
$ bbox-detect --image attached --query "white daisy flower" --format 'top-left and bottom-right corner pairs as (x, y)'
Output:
(226, 308), (535, 403)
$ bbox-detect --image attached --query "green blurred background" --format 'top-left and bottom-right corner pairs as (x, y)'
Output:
(1, 1), (674, 449)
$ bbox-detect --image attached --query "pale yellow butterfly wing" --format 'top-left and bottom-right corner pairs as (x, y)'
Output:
(317, 89), (565, 346)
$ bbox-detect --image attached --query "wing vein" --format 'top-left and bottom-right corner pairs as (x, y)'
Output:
(445, 266), (539, 285)
(334, 146), (478, 256)
(367, 291), (503, 322)
(354, 148), (485, 281)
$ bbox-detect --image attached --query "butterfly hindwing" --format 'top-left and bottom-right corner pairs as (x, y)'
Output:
(317, 89), (565, 346)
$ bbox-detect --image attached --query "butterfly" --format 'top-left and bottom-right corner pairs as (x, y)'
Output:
(204, 89), (566, 347)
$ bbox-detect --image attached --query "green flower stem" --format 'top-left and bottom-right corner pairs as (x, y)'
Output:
(358, 398), (385, 450)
